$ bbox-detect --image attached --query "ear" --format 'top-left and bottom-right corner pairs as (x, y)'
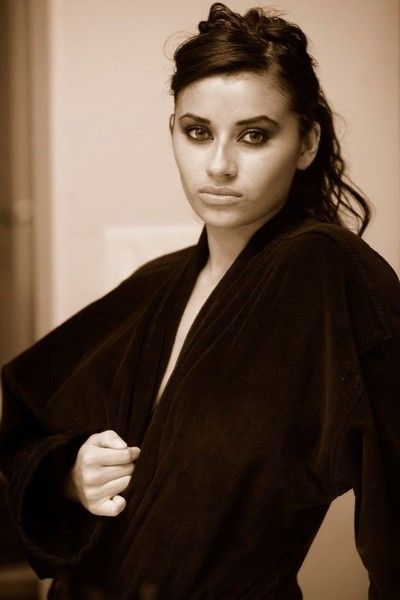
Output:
(169, 113), (175, 134)
(296, 122), (321, 170)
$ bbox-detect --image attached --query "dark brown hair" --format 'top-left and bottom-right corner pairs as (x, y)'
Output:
(170, 3), (370, 235)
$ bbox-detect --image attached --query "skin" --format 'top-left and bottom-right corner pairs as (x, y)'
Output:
(156, 71), (321, 404)
(69, 71), (320, 517)
(170, 70), (320, 280)
(66, 430), (140, 517)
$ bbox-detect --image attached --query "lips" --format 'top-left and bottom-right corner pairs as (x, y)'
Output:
(199, 186), (242, 198)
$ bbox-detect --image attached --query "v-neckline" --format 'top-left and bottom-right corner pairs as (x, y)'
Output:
(118, 201), (308, 445)
(153, 265), (228, 407)
(150, 202), (308, 417)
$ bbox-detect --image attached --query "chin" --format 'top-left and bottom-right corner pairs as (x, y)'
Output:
(194, 200), (280, 229)
(196, 210), (268, 233)
(192, 206), (243, 228)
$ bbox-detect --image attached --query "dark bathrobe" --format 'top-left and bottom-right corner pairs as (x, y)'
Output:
(1, 204), (400, 599)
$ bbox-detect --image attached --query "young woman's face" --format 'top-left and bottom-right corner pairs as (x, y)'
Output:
(171, 71), (316, 233)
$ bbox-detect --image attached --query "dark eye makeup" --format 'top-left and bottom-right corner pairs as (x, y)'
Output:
(182, 125), (269, 145)
(239, 129), (268, 144)
(184, 126), (212, 141)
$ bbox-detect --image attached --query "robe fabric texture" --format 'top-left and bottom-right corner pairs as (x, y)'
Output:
(1, 205), (400, 599)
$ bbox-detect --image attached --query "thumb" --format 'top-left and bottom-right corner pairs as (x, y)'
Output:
(100, 495), (127, 517)
(92, 429), (127, 449)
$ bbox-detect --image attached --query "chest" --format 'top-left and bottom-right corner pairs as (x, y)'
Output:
(154, 275), (220, 405)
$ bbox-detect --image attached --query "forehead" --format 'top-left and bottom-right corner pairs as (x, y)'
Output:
(174, 71), (292, 122)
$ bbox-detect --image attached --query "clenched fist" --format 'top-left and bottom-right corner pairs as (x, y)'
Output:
(65, 429), (140, 517)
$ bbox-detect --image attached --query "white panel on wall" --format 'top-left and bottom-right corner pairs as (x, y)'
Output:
(104, 223), (202, 290)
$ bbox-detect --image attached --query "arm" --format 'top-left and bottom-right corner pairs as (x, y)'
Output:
(333, 337), (400, 599)
(1, 368), (141, 580)
(0, 366), (101, 578)
(0, 255), (179, 577)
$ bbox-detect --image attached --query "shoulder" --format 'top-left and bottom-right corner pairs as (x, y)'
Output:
(109, 244), (194, 305)
(282, 219), (374, 257)
(60, 244), (194, 328)
(131, 245), (194, 277)
(2, 245), (194, 390)
(278, 219), (398, 283)
(51, 244), (194, 338)
(31, 244), (194, 343)
(273, 219), (400, 349)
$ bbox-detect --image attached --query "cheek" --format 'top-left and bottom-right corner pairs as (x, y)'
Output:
(241, 149), (296, 200)
(246, 145), (300, 189)
(173, 139), (202, 185)
(172, 140), (187, 178)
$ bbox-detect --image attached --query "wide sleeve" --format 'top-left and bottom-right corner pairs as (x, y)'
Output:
(0, 363), (103, 579)
(332, 337), (400, 599)
(0, 253), (186, 579)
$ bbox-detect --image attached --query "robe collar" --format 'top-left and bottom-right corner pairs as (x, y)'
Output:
(195, 199), (308, 270)
(118, 200), (309, 446)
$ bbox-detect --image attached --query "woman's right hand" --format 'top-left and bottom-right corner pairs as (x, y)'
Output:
(65, 429), (140, 517)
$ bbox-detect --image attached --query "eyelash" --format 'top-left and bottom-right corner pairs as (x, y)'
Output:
(183, 126), (269, 145)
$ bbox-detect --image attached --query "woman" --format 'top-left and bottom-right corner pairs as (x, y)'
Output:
(1, 3), (399, 599)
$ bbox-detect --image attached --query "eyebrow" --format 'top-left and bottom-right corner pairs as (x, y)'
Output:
(178, 113), (279, 127)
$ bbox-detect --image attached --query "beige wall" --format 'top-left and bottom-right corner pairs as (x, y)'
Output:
(28, 1), (399, 597)
(33, 0), (400, 332)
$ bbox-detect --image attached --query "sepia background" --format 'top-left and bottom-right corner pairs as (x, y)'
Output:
(0, 0), (399, 598)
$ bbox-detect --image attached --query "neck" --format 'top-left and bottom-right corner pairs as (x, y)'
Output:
(203, 221), (263, 282)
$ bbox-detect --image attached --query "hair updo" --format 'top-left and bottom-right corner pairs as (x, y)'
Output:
(170, 3), (370, 235)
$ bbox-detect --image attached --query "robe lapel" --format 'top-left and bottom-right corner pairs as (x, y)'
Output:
(153, 203), (307, 414)
(113, 228), (208, 446)
(113, 202), (306, 448)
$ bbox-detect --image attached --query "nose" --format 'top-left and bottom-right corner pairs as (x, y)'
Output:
(206, 140), (237, 180)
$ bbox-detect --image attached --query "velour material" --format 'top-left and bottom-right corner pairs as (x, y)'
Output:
(1, 203), (400, 599)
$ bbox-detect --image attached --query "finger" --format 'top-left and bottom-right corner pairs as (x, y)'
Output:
(91, 495), (127, 517)
(96, 446), (140, 466)
(90, 430), (128, 449)
(100, 475), (132, 498)
(88, 463), (135, 486)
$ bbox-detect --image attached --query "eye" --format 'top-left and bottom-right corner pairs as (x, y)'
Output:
(185, 126), (212, 141)
(239, 129), (267, 145)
